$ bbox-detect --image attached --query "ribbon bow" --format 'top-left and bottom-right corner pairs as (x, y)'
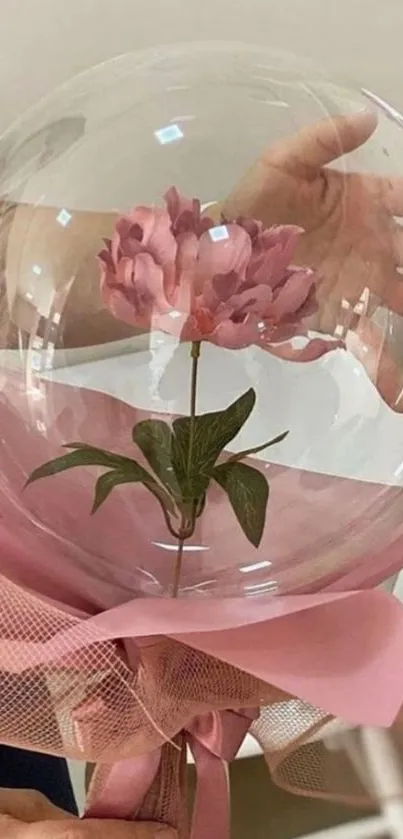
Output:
(84, 707), (257, 838)
(187, 708), (258, 838)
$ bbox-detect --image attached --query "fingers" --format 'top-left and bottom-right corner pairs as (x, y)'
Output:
(222, 111), (378, 225)
(0, 788), (72, 823)
(347, 315), (403, 412)
(113, 824), (176, 839)
(382, 274), (403, 316)
(0, 815), (21, 838)
(392, 226), (403, 265)
(265, 110), (378, 178)
(34, 821), (177, 838)
(380, 177), (403, 217)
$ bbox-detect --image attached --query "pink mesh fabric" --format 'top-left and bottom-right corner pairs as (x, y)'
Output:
(0, 573), (281, 762)
(0, 572), (390, 832)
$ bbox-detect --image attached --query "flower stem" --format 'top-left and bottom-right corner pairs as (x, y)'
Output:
(172, 533), (185, 598)
(172, 341), (201, 598)
(187, 341), (200, 474)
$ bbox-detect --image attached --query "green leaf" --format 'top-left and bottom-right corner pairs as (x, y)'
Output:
(227, 430), (289, 463)
(92, 470), (137, 513)
(172, 387), (256, 500)
(132, 419), (180, 498)
(25, 445), (135, 486)
(212, 461), (269, 548)
(26, 443), (177, 518)
(195, 493), (206, 519)
(91, 465), (177, 518)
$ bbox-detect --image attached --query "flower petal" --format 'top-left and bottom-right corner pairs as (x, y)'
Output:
(102, 252), (170, 328)
(99, 263), (115, 296)
(127, 206), (177, 266)
(197, 224), (252, 289)
(209, 316), (261, 349)
(132, 252), (171, 315)
(116, 256), (136, 290)
(262, 337), (345, 362)
(165, 187), (196, 224)
(156, 311), (202, 342)
(98, 239), (114, 268)
(226, 284), (273, 318)
(173, 232), (198, 312)
(212, 271), (242, 303)
(236, 217), (263, 241)
(262, 322), (306, 343)
(198, 216), (215, 235)
(272, 269), (315, 321)
(179, 314), (204, 342)
(164, 186), (208, 236)
(101, 286), (145, 328)
(295, 282), (318, 320)
(98, 245), (114, 271)
(260, 224), (303, 263)
(111, 229), (122, 266)
(201, 270), (242, 311)
(252, 225), (304, 287)
(246, 249), (279, 285)
(111, 218), (142, 264)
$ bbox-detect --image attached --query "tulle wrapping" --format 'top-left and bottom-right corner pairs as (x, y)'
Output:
(1, 374), (403, 832)
(1, 569), (403, 833)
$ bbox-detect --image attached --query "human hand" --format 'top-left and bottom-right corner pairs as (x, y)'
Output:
(223, 109), (403, 410)
(223, 110), (403, 333)
(0, 788), (176, 838)
(345, 309), (403, 411)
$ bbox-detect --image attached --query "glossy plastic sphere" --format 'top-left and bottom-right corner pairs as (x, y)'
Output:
(0, 43), (403, 604)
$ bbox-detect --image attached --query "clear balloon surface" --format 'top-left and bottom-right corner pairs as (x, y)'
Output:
(0, 43), (403, 601)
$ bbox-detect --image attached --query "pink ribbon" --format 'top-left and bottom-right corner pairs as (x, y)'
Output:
(187, 708), (258, 839)
(85, 707), (256, 838)
(84, 750), (161, 821)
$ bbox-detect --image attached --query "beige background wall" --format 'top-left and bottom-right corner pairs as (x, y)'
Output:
(0, 0), (401, 134)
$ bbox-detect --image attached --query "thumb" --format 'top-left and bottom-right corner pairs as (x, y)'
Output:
(347, 314), (403, 413)
(7, 819), (177, 839)
(221, 110), (378, 224)
(74, 822), (177, 839)
(108, 825), (176, 839)
(0, 788), (74, 838)
(0, 788), (73, 823)
(266, 110), (378, 177)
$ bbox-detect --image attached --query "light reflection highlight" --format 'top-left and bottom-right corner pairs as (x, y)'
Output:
(209, 225), (229, 243)
(56, 209), (72, 228)
(239, 560), (272, 574)
(154, 124), (184, 145)
(152, 540), (209, 553)
(244, 580), (278, 594)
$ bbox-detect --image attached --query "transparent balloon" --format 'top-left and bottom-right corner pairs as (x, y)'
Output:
(1, 42), (403, 604)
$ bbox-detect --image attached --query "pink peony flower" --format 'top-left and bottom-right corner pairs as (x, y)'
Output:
(99, 188), (343, 360)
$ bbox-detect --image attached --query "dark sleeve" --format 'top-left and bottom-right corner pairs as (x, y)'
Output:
(0, 746), (78, 815)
